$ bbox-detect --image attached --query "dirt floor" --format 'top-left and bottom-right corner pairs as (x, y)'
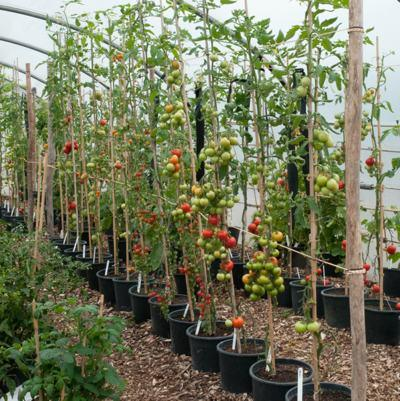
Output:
(76, 285), (400, 401)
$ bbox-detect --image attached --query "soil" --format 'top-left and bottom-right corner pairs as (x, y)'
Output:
(224, 341), (265, 355)
(198, 322), (232, 338)
(301, 390), (351, 401)
(256, 362), (312, 383)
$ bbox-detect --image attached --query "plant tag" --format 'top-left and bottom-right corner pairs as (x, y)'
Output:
(232, 328), (237, 351)
(297, 367), (303, 401)
(286, 235), (290, 246)
(72, 237), (79, 252)
(82, 245), (86, 258)
(228, 249), (233, 258)
(183, 304), (190, 318)
(11, 207), (15, 216)
(6, 201), (10, 212)
(195, 319), (202, 335)
(16, 207), (19, 217)
(266, 346), (272, 365)
(63, 232), (68, 245)
(296, 267), (300, 278)
(92, 247), (97, 263)
(322, 266), (326, 283)
(137, 273), (142, 293)
(105, 260), (110, 276)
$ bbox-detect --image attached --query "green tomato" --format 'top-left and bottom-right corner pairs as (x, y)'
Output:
(307, 321), (321, 333)
(295, 321), (308, 334)
(326, 178), (339, 192)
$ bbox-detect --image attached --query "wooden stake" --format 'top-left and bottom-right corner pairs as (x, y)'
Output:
(26, 63), (36, 232)
(345, 1), (367, 400)
(375, 37), (385, 311)
(46, 63), (56, 236)
(306, 2), (320, 399)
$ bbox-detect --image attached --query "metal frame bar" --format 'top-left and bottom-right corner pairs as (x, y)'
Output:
(0, 61), (45, 84)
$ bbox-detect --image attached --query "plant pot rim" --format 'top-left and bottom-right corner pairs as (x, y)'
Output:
(365, 298), (400, 314)
(112, 276), (137, 284)
(321, 286), (349, 298)
(148, 295), (187, 307)
(186, 321), (233, 341)
(290, 279), (333, 289)
(249, 358), (313, 386)
(168, 308), (200, 322)
(96, 268), (117, 280)
(217, 337), (265, 357)
(383, 267), (400, 271)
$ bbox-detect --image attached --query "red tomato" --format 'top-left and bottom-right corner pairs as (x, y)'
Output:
(232, 316), (244, 329)
(365, 156), (375, 167)
(225, 236), (237, 249)
(386, 244), (397, 255)
(341, 239), (347, 251)
(99, 118), (107, 126)
(217, 230), (229, 241)
(171, 149), (182, 158)
(363, 263), (371, 272)
(208, 215), (220, 226)
(202, 229), (213, 239)
(180, 203), (191, 213)
(371, 284), (380, 294)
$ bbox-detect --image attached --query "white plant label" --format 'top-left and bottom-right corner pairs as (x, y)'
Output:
(323, 266), (326, 282)
(16, 208), (19, 217)
(7, 201), (10, 212)
(137, 273), (142, 293)
(232, 329), (237, 351)
(92, 247), (97, 263)
(195, 319), (202, 335)
(82, 245), (86, 258)
(296, 267), (300, 278)
(11, 207), (15, 216)
(72, 237), (79, 252)
(183, 304), (189, 318)
(228, 249), (233, 259)
(105, 260), (110, 276)
(286, 235), (290, 246)
(297, 367), (304, 401)
(63, 232), (68, 245)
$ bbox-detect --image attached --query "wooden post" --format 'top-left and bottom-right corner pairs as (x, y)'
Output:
(306, 2), (320, 398)
(26, 63), (36, 232)
(345, 1), (367, 400)
(46, 63), (56, 236)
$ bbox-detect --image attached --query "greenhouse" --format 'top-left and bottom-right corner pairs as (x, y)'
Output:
(0, 0), (399, 400)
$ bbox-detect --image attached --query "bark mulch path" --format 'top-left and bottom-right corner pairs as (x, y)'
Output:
(74, 287), (399, 401)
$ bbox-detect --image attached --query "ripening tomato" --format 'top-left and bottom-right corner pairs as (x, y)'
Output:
(365, 156), (375, 167)
(386, 244), (397, 255)
(180, 203), (191, 213)
(225, 237), (237, 249)
(169, 155), (180, 165)
(363, 263), (371, 272)
(395, 303), (400, 311)
(114, 161), (123, 170)
(208, 215), (220, 226)
(99, 118), (107, 127)
(248, 223), (258, 234)
(171, 148), (182, 158)
(202, 229), (213, 239)
(338, 180), (345, 190)
(341, 239), (347, 251)
(217, 230), (229, 241)
(371, 284), (380, 294)
(232, 316), (244, 329)
(222, 260), (234, 272)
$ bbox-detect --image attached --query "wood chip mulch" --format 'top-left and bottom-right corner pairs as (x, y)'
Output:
(70, 286), (399, 401)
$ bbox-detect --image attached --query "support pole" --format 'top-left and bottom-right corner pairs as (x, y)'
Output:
(345, 1), (367, 400)
(26, 63), (36, 232)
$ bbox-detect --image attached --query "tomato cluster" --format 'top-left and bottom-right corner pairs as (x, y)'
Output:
(198, 135), (238, 167)
(243, 252), (285, 300)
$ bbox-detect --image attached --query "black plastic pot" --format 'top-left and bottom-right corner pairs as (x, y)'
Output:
(64, 247), (85, 259)
(96, 268), (116, 305)
(113, 276), (138, 311)
(53, 239), (77, 253)
(149, 295), (187, 338)
(186, 322), (233, 373)
(250, 358), (313, 401)
(174, 273), (187, 295)
(277, 277), (301, 308)
(290, 280), (333, 318)
(217, 338), (265, 394)
(232, 262), (245, 290)
(210, 259), (220, 280)
(365, 299), (400, 346)
(168, 308), (199, 356)
(87, 262), (111, 291)
(129, 285), (151, 323)
(383, 267), (400, 297)
(322, 287), (350, 329)
(285, 381), (351, 401)
(107, 236), (127, 261)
